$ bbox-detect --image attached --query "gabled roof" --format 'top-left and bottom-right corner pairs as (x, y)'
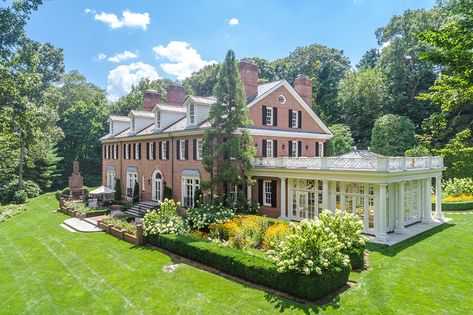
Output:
(185, 95), (217, 106)
(128, 110), (155, 118)
(155, 104), (186, 114)
(247, 80), (332, 136)
(108, 115), (130, 122)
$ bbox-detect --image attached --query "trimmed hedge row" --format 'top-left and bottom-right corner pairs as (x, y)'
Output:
(148, 234), (351, 301)
(84, 208), (110, 217)
(432, 201), (473, 211)
(347, 249), (364, 270)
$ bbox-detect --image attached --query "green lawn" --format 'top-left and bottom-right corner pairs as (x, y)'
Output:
(1, 193), (472, 314)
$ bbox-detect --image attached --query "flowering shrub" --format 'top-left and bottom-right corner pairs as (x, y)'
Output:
(102, 216), (137, 234)
(441, 194), (473, 202)
(442, 178), (473, 197)
(318, 210), (367, 253)
(143, 199), (187, 235)
(186, 203), (234, 230)
(267, 220), (349, 275)
(209, 220), (240, 240)
(262, 223), (291, 250)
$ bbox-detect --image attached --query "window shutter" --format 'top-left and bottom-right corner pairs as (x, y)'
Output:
(258, 180), (263, 205)
(138, 143), (142, 160)
(153, 142), (156, 160)
(262, 139), (267, 157)
(273, 140), (278, 157)
(271, 180), (277, 208)
(322, 142), (326, 157)
(159, 141), (162, 160)
(146, 142), (150, 160)
(115, 145), (118, 159)
(185, 140), (189, 160)
(193, 139), (197, 160)
(289, 109), (293, 128)
(298, 111), (302, 128)
(298, 141), (302, 157)
(315, 142), (320, 157)
(166, 141), (170, 159)
(176, 140), (180, 160)
(273, 107), (278, 126)
(133, 144), (136, 160)
(262, 106), (267, 125)
(288, 141), (292, 157)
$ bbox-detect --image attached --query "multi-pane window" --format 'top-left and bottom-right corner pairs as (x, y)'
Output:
(124, 144), (130, 159)
(229, 184), (238, 202)
(131, 118), (135, 132)
(106, 170), (115, 189)
(126, 172), (138, 197)
(196, 139), (203, 160)
(183, 177), (200, 208)
(266, 140), (273, 158)
(134, 143), (140, 160)
(110, 122), (114, 135)
(291, 141), (298, 157)
(264, 180), (272, 206)
(180, 141), (186, 160)
(189, 103), (195, 124)
(265, 107), (273, 125)
(162, 142), (167, 160)
(148, 142), (155, 160)
(156, 110), (161, 129)
(291, 111), (298, 128)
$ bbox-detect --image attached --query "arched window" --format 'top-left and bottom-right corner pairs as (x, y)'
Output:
(155, 172), (162, 179)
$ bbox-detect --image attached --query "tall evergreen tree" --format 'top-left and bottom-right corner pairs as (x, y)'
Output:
(202, 50), (256, 197)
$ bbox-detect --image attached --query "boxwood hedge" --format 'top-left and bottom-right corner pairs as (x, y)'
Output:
(432, 201), (473, 211)
(148, 234), (351, 301)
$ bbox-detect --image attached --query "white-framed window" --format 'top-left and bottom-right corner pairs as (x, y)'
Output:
(109, 122), (114, 135)
(265, 107), (273, 125)
(319, 142), (324, 157)
(126, 171), (138, 197)
(266, 140), (274, 158)
(142, 175), (146, 191)
(229, 184), (238, 202)
(148, 142), (155, 160)
(263, 180), (272, 206)
(125, 144), (130, 159)
(156, 110), (161, 129)
(180, 141), (186, 160)
(196, 139), (203, 160)
(162, 142), (167, 160)
(112, 145), (117, 159)
(291, 141), (298, 157)
(106, 170), (115, 189)
(189, 103), (195, 124)
(291, 111), (298, 129)
(182, 176), (200, 208)
(278, 95), (286, 104)
(135, 143), (140, 160)
(131, 118), (135, 132)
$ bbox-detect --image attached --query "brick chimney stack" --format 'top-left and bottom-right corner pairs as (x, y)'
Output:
(294, 74), (312, 107)
(238, 59), (259, 101)
(143, 90), (160, 112)
(166, 82), (186, 106)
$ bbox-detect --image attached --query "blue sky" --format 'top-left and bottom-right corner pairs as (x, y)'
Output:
(24, 0), (435, 100)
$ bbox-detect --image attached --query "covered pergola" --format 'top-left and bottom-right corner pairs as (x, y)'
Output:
(247, 150), (445, 243)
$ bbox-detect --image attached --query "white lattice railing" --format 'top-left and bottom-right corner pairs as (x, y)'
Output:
(252, 156), (444, 172)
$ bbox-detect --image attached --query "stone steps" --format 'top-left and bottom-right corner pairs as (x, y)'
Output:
(124, 201), (159, 218)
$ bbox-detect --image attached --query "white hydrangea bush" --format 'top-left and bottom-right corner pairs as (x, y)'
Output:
(186, 203), (234, 230)
(267, 220), (350, 275)
(318, 210), (367, 252)
(143, 199), (188, 235)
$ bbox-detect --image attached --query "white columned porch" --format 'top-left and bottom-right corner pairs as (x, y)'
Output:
(279, 177), (287, 219)
(434, 176), (444, 220)
(422, 177), (434, 223)
(376, 183), (389, 242)
(322, 180), (329, 210)
(395, 181), (405, 233)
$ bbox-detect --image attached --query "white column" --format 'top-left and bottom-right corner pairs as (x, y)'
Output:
(434, 176), (444, 220)
(279, 177), (287, 219)
(395, 181), (405, 233)
(329, 181), (336, 211)
(422, 178), (434, 223)
(322, 180), (329, 210)
(247, 175), (252, 201)
(376, 184), (389, 242)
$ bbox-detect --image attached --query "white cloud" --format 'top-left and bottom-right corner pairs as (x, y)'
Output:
(107, 62), (160, 101)
(152, 41), (217, 80)
(108, 50), (138, 63)
(87, 9), (150, 30)
(228, 17), (239, 26)
(97, 53), (107, 60)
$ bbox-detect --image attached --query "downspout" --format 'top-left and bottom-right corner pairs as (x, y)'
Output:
(119, 140), (123, 198)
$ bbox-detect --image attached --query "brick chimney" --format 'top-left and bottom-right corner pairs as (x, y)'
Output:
(143, 90), (160, 111)
(294, 74), (312, 107)
(166, 82), (185, 106)
(238, 59), (259, 100)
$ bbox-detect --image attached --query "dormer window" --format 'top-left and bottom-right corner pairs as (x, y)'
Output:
(189, 103), (195, 124)
(109, 122), (114, 134)
(156, 110), (161, 129)
(131, 118), (136, 132)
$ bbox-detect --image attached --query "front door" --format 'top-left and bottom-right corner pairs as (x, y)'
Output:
(296, 191), (308, 219)
(152, 172), (162, 202)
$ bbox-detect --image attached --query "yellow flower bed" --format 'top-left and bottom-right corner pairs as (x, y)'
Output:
(433, 194), (473, 202)
(262, 223), (291, 250)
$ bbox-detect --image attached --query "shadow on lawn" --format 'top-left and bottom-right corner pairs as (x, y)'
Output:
(367, 221), (455, 257)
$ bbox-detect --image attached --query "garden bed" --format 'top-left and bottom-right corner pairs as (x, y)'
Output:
(432, 200), (473, 211)
(98, 216), (144, 246)
(147, 233), (351, 301)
